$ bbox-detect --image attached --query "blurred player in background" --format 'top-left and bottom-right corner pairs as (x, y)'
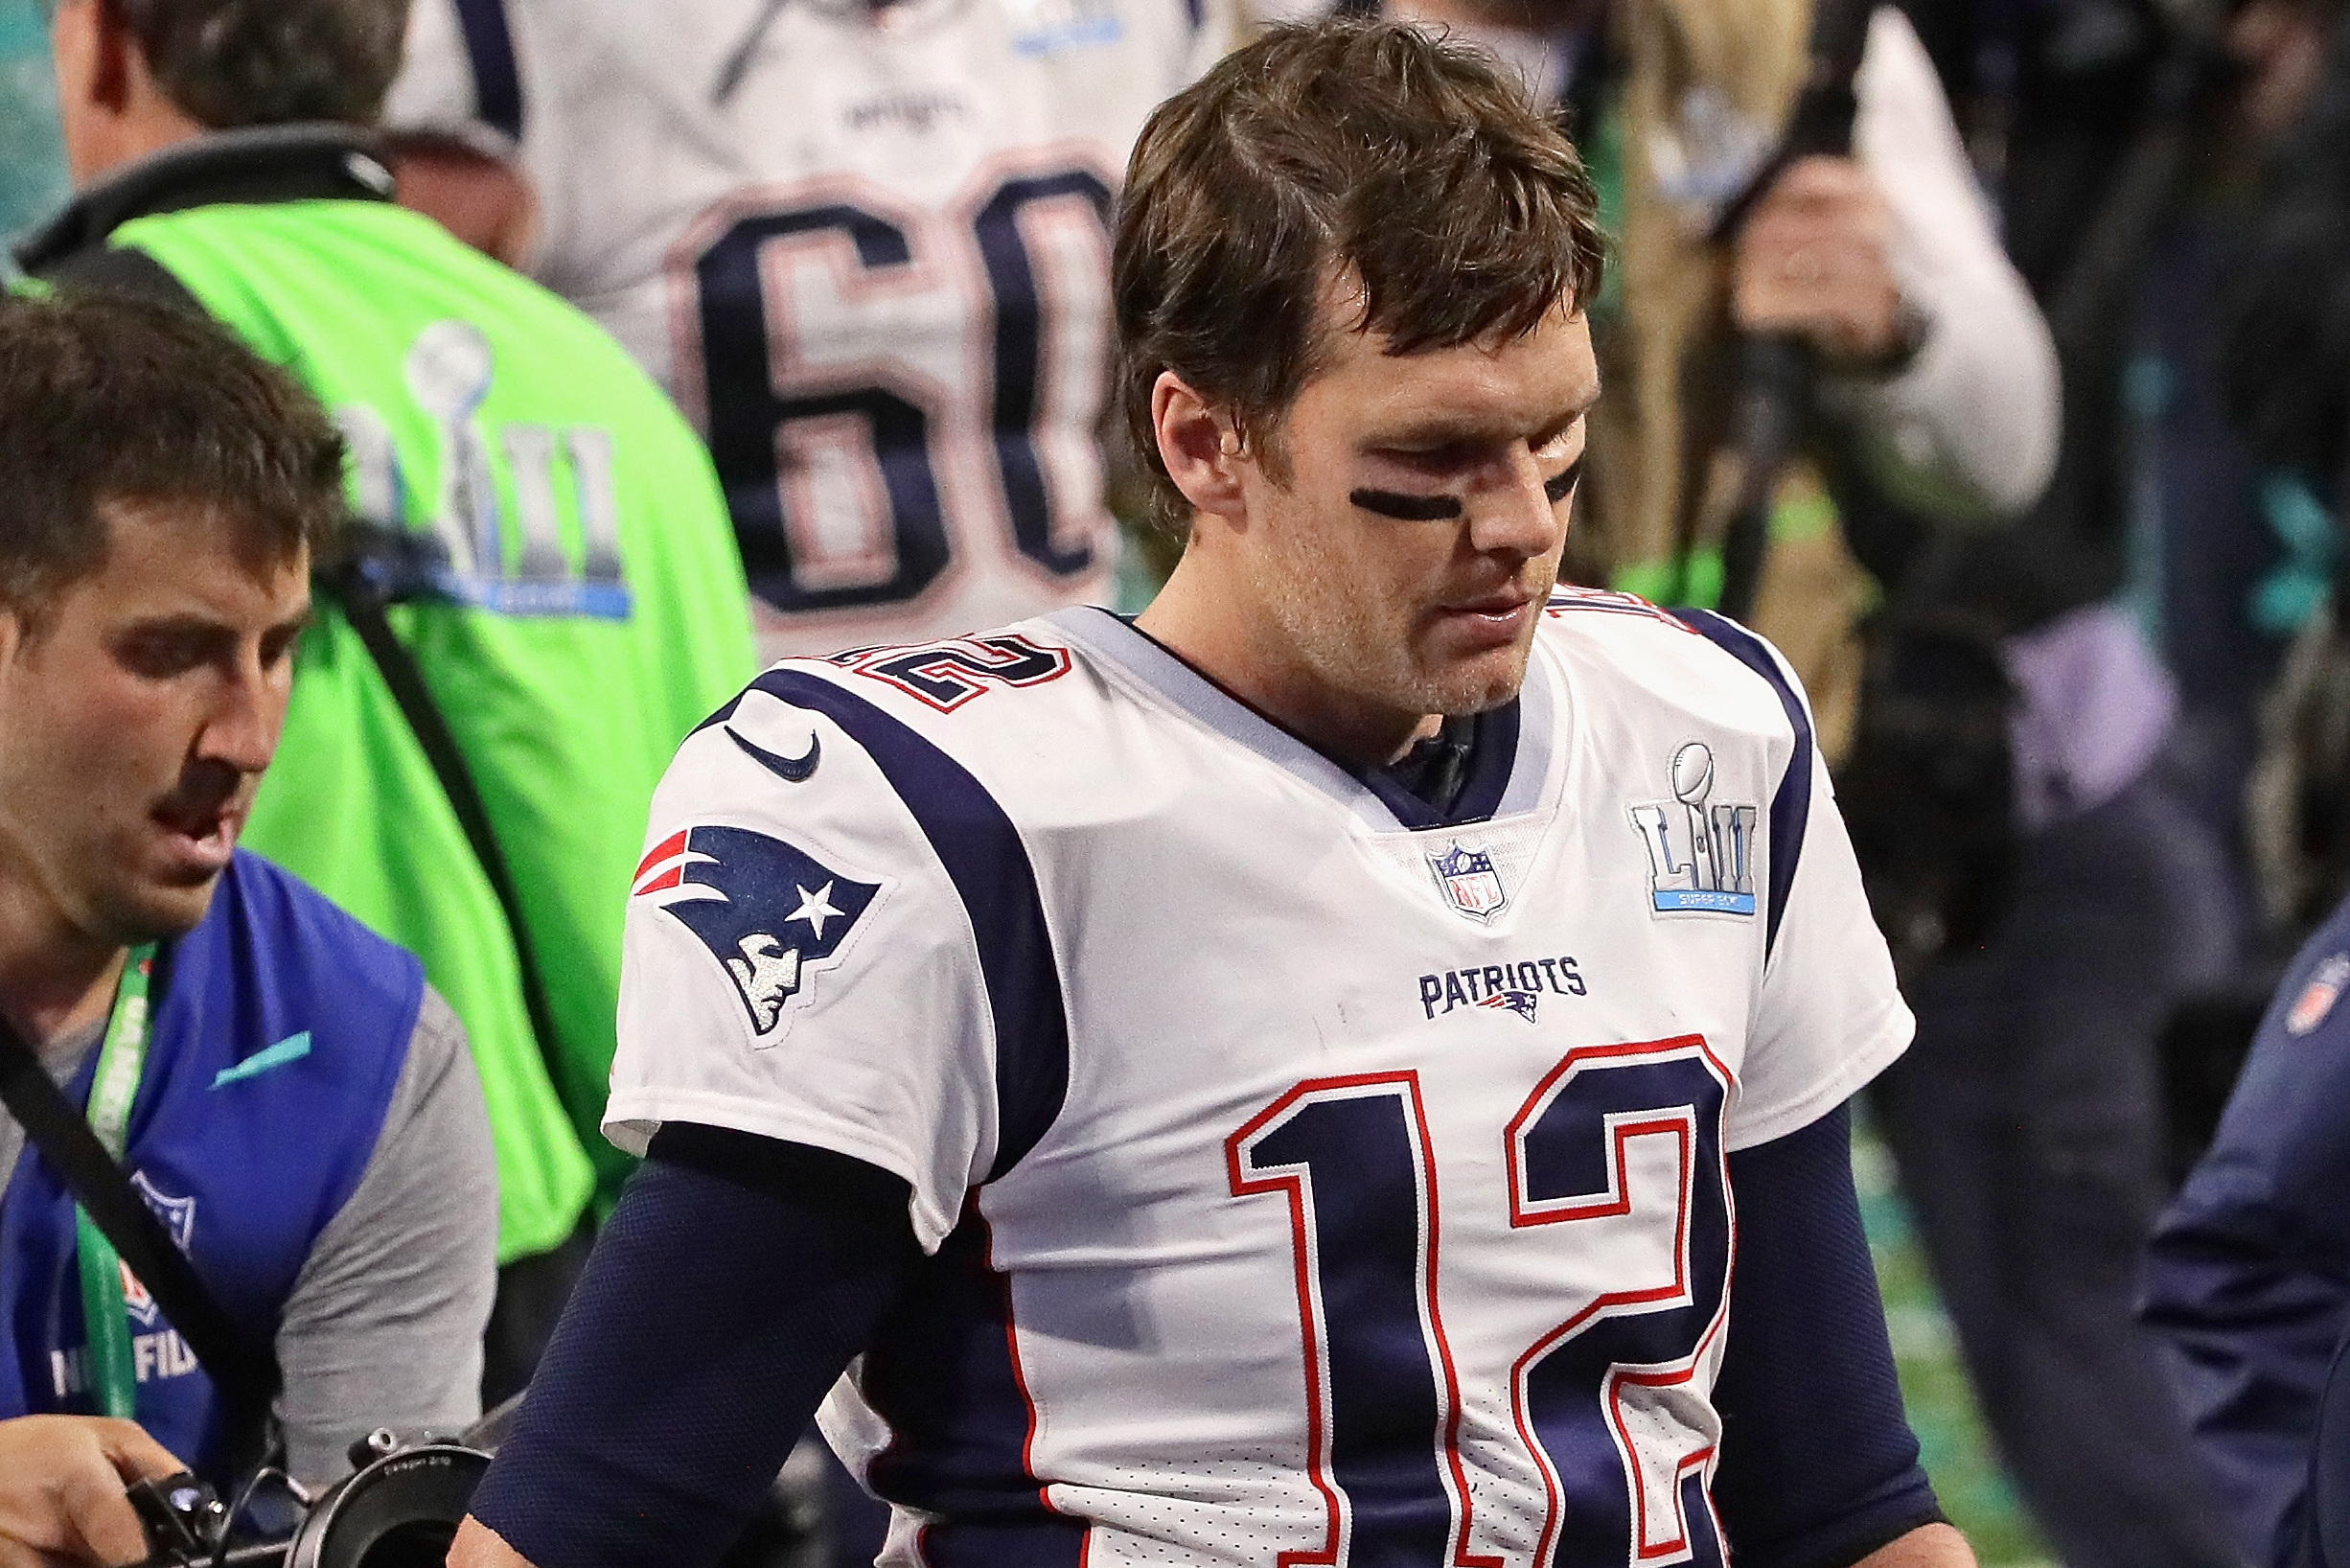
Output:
(17, 0), (757, 1399)
(385, 0), (1232, 660)
(450, 23), (1969, 1568)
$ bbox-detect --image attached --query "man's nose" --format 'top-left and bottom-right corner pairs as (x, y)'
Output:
(1468, 447), (1569, 560)
(199, 650), (288, 774)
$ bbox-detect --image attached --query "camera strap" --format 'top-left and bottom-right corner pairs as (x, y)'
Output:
(313, 536), (570, 1110)
(0, 977), (280, 1465)
(1707, 0), (1878, 625)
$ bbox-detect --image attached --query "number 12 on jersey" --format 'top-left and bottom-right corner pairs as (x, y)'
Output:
(1226, 1038), (1735, 1568)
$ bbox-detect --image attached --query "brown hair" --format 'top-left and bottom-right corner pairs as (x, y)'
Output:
(1114, 17), (1607, 532)
(115, 0), (412, 128)
(0, 292), (346, 630)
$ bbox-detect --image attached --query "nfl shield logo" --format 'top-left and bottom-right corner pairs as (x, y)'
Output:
(1429, 842), (1509, 923)
(120, 1173), (196, 1327)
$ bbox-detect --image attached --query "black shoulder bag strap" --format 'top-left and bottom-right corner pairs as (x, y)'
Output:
(1708, 0), (1878, 624)
(0, 1000), (282, 1473)
(312, 529), (570, 1104)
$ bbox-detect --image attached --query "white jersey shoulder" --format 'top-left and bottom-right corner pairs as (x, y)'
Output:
(388, 0), (1232, 657)
(1533, 584), (1816, 761)
(609, 600), (1910, 1567)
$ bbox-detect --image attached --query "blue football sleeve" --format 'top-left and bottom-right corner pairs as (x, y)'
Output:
(1710, 1103), (1946, 1568)
(467, 1125), (921, 1568)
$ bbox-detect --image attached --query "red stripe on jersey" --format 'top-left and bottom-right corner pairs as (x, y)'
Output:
(1227, 1072), (1501, 1568)
(634, 828), (689, 884)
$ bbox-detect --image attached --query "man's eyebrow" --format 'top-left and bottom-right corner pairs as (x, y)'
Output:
(1367, 398), (1598, 450)
(114, 613), (238, 639)
(1364, 416), (1503, 450)
(111, 605), (314, 643)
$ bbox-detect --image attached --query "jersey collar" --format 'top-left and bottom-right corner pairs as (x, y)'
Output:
(1045, 607), (1560, 834)
(13, 125), (395, 275)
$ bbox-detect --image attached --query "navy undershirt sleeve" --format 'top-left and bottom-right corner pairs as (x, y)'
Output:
(1711, 1103), (1947, 1568)
(468, 1125), (923, 1568)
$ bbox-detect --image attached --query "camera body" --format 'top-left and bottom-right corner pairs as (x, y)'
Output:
(135, 1434), (490, 1568)
(127, 1473), (228, 1563)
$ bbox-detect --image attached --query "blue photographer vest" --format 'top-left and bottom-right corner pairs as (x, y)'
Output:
(0, 852), (425, 1479)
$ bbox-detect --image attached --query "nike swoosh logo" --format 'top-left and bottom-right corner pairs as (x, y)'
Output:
(210, 1031), (312, 1090)
(726, 725), (820, 783)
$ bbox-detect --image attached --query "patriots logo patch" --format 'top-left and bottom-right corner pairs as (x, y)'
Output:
(633, 825), (881, 1037)
(1479, 989), (1543, 1025)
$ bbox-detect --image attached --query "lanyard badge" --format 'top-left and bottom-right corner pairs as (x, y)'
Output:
(76, 942), (157, 1418)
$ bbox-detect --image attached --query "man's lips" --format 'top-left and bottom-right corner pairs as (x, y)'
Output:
(150, 790), (247, 867)
(1425, 587), (1542, 655)
(1438, 588), (1538, 622)
(152, 795), (232, 836)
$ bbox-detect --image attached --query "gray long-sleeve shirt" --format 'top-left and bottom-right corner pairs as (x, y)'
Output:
(0, 985), (499, 1485)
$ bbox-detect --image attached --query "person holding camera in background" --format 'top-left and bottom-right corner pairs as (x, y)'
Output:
(16, 0), (758, 1400)
(0, 294), (498, 1560)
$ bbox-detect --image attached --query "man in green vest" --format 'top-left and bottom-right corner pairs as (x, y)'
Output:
(18, 0), (758, 1395)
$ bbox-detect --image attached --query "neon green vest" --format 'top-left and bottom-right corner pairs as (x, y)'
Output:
(116, 200), (757, 1259)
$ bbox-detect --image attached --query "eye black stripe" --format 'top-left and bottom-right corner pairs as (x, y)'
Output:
(1544, 458), (1584, 506)
(1349, 458), (1582, 520)
(1350, 489), (1463, 521)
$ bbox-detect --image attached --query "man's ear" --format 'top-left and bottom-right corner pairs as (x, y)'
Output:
(51, 0), (142, 181)
(82, 0), (136, 114)
(1151, 372), (1250, 524)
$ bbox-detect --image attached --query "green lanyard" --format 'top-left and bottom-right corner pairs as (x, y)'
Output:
(75, 942), (157, 1419)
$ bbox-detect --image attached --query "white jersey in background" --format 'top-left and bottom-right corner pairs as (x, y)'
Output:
(387, 0), (1229, 657)
(605, 589), (1914, 1566)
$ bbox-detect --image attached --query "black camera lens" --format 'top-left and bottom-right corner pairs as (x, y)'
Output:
(350, 1520), (459, 1568)
(284, 1444), (487, 1568)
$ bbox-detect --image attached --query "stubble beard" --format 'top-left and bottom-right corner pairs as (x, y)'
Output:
(1262, 563), (1544, 734)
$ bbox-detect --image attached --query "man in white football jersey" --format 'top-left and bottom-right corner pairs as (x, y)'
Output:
(383, 0), (1229, 660)
(449, 20), (1970, 1568)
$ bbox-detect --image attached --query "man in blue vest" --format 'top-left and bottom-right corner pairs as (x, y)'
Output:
(0, 290), (499, 1541)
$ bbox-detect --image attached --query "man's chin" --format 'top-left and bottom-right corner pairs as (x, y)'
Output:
(94, 874), (225, 950)
(1417, 642), (1536, 718)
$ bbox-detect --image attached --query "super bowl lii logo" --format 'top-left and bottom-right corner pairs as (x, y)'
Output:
(1629, 742), (1759, 915)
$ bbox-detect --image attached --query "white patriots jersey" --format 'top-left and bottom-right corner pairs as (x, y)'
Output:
(386, 0), (1228, 660)
(609, 588), (1913, 1567)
